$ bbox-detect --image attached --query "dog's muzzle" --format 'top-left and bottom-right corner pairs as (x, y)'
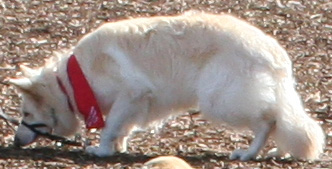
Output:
(14, 121), (49, 147)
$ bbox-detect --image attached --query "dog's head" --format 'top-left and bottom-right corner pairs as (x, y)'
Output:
(9, 64), (79, 146)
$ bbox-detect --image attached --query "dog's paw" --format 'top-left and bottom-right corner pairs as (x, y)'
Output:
(115, 138), (128, 153)
(229, 149), (256, 161)
(266, 148), (292, 160)
(85, 146), (113, 157)
(266, 148), (280, 159)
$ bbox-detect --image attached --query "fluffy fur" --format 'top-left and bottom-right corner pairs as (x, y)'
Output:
(10, 11), (325, 161)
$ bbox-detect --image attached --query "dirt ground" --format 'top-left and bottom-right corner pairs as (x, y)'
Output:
(0, 0), (331, 168)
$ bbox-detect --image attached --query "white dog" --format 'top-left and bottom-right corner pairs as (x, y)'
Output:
(9, 11), (325, 161)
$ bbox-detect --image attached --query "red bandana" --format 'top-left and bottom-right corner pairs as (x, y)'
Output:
(66, 54), (105, 129)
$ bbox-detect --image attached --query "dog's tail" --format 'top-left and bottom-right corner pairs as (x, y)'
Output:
(144, 156), (193, 169)
(274, 78), (325, 160)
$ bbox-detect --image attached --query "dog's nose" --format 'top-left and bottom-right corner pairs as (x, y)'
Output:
(13, 132), (38, 147)
(13, 136), (23, 147)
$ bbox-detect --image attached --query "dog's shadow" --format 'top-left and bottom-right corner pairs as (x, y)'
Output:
(0, 146), (231, 165)
(0, 146), (149, 165)
(0, 146), (298, 166)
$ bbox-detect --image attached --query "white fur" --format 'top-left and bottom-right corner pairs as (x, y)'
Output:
(10, 11), (325, 161)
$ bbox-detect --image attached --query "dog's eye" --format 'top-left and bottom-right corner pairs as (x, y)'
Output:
(23, 111), (31, 117)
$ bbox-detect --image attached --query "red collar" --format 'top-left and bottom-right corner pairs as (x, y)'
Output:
(57, 54), (105, 129)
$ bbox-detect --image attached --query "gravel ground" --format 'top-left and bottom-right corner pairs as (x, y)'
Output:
(0, 0), (331, 168)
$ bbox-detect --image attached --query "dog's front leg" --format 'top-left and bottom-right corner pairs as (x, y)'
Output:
(86, 89), (152, 157)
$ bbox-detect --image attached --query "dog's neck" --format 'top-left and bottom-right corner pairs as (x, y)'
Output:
(56, 54), (105, 129)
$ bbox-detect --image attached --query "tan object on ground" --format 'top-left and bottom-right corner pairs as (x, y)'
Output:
(144, 156), (193, 169)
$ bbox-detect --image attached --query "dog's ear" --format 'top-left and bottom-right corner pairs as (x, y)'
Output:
(8, 65), (39, 91)
(44, 51), (62, 70)
(8, 77), (44, 103)
(19, 65), (40, 77)
(8, 78), (33, 91)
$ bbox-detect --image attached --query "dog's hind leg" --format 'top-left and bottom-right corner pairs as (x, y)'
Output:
(86, 89), (153, 157)
(229, 120), (274, 161)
